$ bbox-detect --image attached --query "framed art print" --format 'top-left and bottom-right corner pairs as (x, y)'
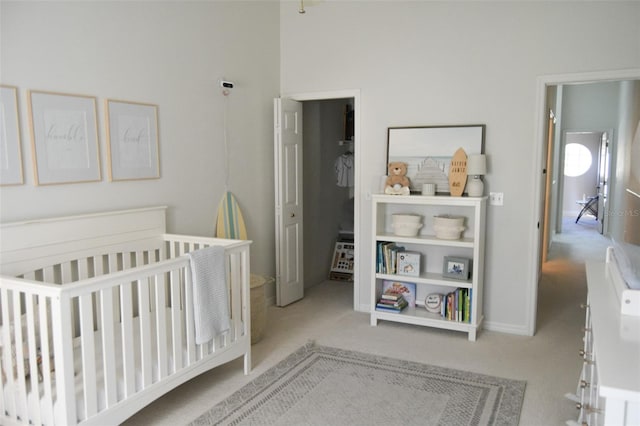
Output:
(105, 99), (159, 181)
(27, 90), (101, 185)
(0, 85), (24, 185)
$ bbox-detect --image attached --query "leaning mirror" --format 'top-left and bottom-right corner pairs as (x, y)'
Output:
(387, 124), (485, 194)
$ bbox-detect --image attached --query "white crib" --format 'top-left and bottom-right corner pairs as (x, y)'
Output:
(0, 206), (252, 426)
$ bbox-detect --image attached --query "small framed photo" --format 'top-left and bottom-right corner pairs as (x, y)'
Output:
(442, 256), (471, 280)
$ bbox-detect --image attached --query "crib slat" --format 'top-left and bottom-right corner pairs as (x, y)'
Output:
(120, 282), (136, 398)
(169, 268), (183, 373)
(39, 294), (55, 425)
(61, 261), (72, 284)
(184, 265), (196, 364)
(100, 287), (118, 408)
(52, 294), (78, 425)
(12, 290), (28, 421)
(79, 293), (98, 418)
(25, 294), (42, 426)
(155, 272), (168, 379)
(0, 288), (15, 421)
(230, 252), (241, 346)
(108, 253), (122, 325)
(77, 257), (100, 418)
(138, 277), (152, 388)
(239, 248), (251, 374)
(43, 265), (55, 284)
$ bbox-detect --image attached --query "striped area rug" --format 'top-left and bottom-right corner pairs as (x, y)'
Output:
(190, 343), (525, 426)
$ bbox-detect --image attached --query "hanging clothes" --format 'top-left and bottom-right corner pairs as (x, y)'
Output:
(334, 152), (354, 188)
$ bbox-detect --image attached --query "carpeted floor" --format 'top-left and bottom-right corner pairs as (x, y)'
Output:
(124, 215), (611, 426)
(190, 343), (526, 426)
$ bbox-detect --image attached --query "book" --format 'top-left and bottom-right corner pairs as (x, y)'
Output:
(382, 280), (416, 307)
(377, 296), (407, 308)
(376, 297), (408, 312)
(396, 251), (421, 277)
(375, 304), (407, 313)
(380, 292), (404, 301)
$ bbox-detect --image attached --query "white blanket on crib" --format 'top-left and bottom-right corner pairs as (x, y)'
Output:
(188, 246), (230, 344)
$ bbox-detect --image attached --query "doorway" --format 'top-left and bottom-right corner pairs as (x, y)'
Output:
(302, 98), (355, 288)
(274, 90), (361, 310)
(531, 69), (640, 336)
(559, 131), (608, 233)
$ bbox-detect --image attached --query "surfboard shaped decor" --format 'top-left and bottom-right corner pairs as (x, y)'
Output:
(448, 148), (468, 197)
(216, 191), (248, 240)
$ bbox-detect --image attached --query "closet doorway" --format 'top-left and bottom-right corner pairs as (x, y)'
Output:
(274, 90), (360, 309)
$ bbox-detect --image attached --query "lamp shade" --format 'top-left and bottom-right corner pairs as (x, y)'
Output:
(467, 154), (487, 176)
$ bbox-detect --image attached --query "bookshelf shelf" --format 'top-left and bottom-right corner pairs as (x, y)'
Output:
(370, 194), (487, 341)
(375, 272), (472, 288)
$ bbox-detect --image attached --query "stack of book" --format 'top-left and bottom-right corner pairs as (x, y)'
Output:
(375, 291), (408, 313)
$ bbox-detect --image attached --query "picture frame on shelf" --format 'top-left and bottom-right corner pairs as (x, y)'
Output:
(396, 251), (420, 277)
(0, 85), (24, 185)
(27, 90), (101, 185)
(442, 256), (471, 280)
(386, 124), (485, 194)
(105, 99), (160, 181)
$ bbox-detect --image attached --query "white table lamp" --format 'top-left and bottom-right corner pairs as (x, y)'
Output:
(466, 154), (486, 197)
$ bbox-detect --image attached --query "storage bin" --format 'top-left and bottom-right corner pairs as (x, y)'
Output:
(250, 274), (272, 344)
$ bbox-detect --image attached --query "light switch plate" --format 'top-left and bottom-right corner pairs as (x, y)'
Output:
(489, 192), (504, 206)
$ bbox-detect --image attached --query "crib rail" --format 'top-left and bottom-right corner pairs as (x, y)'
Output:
(0, 235), (251, 426)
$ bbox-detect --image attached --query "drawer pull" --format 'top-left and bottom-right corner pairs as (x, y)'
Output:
(579, 380), (589, 388)
(575, 403), (603, 414)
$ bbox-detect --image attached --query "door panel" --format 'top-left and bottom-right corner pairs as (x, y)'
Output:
(597, 131), (610, 234)
(274, 98), (304, 306)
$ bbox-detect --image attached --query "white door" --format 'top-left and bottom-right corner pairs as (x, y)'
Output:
(274, 98), (304, 306)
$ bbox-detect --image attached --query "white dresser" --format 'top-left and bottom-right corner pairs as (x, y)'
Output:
(568, 260), (640, 425)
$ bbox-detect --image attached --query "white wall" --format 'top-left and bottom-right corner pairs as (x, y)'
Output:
(0, 1), (280, 277)
(2, 1), (639, 335)
(280, 1), (640, 334)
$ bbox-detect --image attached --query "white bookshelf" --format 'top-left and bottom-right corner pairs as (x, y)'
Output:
(370, 194), (487, 341)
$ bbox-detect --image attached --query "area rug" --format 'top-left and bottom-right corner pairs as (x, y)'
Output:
(190, 343), (526, 426)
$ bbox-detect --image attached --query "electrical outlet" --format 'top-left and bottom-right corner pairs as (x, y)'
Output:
(489, 192), (504, 206)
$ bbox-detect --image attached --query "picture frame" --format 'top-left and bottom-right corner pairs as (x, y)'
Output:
(105, 99), (159, 181)
(442, 256), (471, 280)
(387, 124), (485, 194)
(0, 85), (24, 185)
(27, 90), (101, 185)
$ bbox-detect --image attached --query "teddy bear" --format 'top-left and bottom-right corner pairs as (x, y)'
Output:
(385, 162), (411, 195)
